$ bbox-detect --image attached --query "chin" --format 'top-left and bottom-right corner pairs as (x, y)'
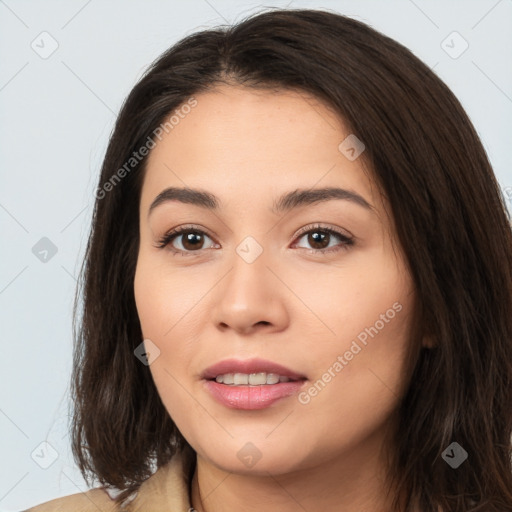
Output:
(197, 436), (313, 476)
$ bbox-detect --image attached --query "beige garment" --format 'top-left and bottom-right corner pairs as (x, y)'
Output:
(24, 451), (193, 512)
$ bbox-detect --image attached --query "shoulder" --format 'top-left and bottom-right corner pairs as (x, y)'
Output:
(24, 487), (119, 512)
(24, 449), (195, 512)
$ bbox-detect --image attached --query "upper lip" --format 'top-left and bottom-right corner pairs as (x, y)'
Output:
(201, 358), (307, 381)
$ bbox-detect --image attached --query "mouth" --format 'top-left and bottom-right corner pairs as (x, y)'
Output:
(201, 357), (307, 382)
(207, 372), (304, 386)
(201, 358), (308, 410)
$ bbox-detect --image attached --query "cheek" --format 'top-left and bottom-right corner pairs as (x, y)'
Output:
(292, 250), (413, 410)
(286, 249), (411, 351)
(134, 252), (161, 332)
(295, 304), (411, 452)
(134, 261), (199, 426)
(134, 254), (209, 339)
(133, 256), (208, 388)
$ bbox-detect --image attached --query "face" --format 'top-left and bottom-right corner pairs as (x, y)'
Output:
(133, 85), (416, 476)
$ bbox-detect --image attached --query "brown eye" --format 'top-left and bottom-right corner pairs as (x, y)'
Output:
(305, 230), (330, 250)
(155, 226), (217, 255)
(294, 225), (354, 254)
(178, 231), (206, 251)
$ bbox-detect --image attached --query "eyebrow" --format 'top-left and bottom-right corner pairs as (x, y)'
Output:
(148, 186), (374, 217)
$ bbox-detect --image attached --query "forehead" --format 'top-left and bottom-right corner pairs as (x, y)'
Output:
(148, 85), (347, 163)
(141, 85), (381, 215)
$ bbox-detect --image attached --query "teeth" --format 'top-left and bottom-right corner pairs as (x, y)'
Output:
(214, 372), (292, 385)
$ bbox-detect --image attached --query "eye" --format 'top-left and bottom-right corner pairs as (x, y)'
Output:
(292, 224), (354, 255)
(155, 225), (218, 256)
(155, 223), (354, 257)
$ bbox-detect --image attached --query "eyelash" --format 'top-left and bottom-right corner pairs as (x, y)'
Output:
(154, 223), (354, 257)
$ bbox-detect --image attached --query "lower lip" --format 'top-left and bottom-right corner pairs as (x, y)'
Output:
(203, 379), (307, 410)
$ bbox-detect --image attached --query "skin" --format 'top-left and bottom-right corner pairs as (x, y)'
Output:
(133, 85), (419, 512)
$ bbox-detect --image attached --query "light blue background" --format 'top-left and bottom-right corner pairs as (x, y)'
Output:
(1, 0), (511, 510)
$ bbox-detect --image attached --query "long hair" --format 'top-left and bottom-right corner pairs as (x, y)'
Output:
(70, 8), (512, 511)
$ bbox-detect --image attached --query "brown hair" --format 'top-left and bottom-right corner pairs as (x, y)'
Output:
(70, 7), (512, 511)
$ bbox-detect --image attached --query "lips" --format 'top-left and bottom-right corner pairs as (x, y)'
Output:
(200, 357), (307, 381)
(201, 357), (308, 410)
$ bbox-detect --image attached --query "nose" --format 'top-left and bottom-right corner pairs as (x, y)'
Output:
(211, 244), (289, 336)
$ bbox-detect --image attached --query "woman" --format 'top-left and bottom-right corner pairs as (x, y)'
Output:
(26, 7), (512, 512)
